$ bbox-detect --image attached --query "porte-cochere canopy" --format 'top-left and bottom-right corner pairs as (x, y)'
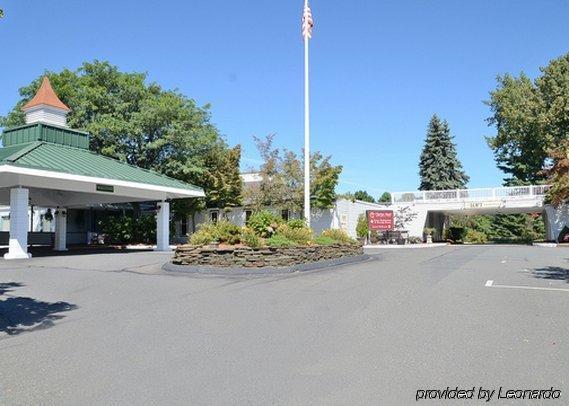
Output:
(0, 77), (204, 259)
(0, 124), (203, 206)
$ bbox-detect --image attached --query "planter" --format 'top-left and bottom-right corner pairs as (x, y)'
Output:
(172, 243), (364, 268)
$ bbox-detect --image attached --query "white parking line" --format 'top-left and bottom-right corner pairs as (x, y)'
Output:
(485, 280), (569, 292)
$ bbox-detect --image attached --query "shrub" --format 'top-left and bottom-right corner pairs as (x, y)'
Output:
(369, 231), (381, 244)
(276, 224), (313, 245)
(446, 226), (467, 243)
(356, 214), (369, 238)
(287, 218), (307, 229)
(189, 220), (242, 245)
(247, 210), (283, 237)
(190, 229), (215, 245)
(266, 234), (297, 247)
(99, 215), (133, 244)
(241, 227), (261, 248)
(213, 220), (242, 244)
(423, 227), (436, 236)
(314, 235), (337, 246)
(321, 229), (357, 245)
(464, 229), (488, 244)
(408, 236), (423, 244)
(99, 214), (156, 244)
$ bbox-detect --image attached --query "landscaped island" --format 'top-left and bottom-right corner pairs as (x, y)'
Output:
(172, 210), (364, 268)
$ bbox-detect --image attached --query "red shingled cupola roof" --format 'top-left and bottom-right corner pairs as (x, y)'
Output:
(22, 77), (71, 112)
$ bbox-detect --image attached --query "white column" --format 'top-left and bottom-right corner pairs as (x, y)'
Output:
(156, 201), (170, 251)
(4, 188), (31, 260)
(54, 208), (68, 251)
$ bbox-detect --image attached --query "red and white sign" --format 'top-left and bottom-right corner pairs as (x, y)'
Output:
(367, 210), (394, 231)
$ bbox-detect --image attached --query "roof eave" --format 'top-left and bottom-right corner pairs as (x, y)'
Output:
(0, 164), (205, 199)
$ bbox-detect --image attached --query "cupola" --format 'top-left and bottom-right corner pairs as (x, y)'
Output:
(2, 77), (89, 149)
(22, 77), (71, 127)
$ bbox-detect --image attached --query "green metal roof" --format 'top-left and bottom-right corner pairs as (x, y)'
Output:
(0, 143), (34, 161)
(3, 123), (90, 149)
(0, 141), (203, 193)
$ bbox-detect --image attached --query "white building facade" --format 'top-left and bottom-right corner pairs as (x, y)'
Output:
(177, 180), (569, 243)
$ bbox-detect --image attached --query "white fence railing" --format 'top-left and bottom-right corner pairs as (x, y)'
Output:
(391, 185), (551, 204)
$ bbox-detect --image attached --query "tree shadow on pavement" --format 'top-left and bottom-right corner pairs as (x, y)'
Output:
(531, 264), (569, 283)
(0, 282), (23, 295)
(0, 282), (77, 336)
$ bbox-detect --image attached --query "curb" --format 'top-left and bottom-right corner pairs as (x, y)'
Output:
(532, 242), (558, 248)
(364, 243), (448, 249)
(163, 254), (370, 276)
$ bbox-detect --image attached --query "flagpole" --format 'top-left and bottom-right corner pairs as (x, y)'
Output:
(303, 0), (311, 227)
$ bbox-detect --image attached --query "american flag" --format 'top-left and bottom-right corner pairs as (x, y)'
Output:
(302, 2), (314, 39)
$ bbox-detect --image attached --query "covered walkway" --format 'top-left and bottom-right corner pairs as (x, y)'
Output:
(389, 185), (568, 241)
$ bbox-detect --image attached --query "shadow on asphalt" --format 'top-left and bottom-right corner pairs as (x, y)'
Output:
(531, 262), (569, 283)
(0, 282), (77, 336)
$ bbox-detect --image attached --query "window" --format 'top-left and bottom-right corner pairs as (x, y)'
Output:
(245, 210), (252, 224)
(1, 216), (10, 232)
(210, 210), (219, 223)
(281, 209), (290, 222)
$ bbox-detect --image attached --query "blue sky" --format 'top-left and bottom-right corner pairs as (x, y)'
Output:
(1, 0), (568, 196)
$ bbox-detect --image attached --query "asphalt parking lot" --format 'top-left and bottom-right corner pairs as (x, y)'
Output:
(0, 245), (567, 405)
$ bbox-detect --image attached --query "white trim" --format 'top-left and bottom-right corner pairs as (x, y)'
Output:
(24, 104), (69, 127)
(0, 165), (205, 198)
(23, 103), (70, 114)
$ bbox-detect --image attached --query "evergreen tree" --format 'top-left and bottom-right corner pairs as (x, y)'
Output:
(378, 192), (392, 203)
(419, 115), (469, 190)
(449, 213), (545, 243)
(354, 190), (375, 203)
(337, 192), (355, 202)
(489, 214), (544, 243)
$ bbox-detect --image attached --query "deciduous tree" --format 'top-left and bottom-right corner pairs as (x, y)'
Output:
(486, 53), (569, 185)
(394, 206), (417, 230)
(247, 134), (342, 213)
(1, 61), (242, 216)
(542, 140), (569, 206)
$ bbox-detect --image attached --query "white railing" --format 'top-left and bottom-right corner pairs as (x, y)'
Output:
(391, 185), (551, 204)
